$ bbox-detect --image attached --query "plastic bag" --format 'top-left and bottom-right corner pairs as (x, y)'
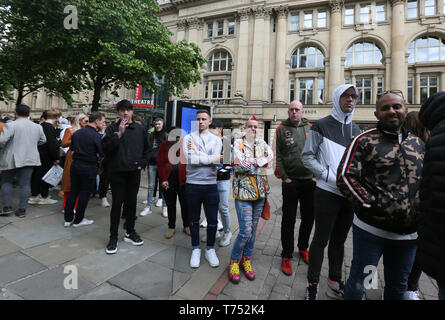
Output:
(42, 164), (63, 186)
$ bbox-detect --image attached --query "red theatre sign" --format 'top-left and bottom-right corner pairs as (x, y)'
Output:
(107, 84), (155, 109)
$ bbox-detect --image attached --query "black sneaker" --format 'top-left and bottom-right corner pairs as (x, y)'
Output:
(326, 279), (345, 300)
(105, 238), (118, 255)
(2, 206), (13, 216)
(124, 232), (144, 246)
(15, 209), (26, 218)
(305, 282), (319, 300)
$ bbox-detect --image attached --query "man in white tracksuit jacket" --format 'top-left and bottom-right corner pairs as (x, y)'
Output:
(301, 84), (361, 300)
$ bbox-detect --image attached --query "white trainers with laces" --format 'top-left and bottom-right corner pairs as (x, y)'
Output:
(218, 231), (232, 247)
(200, 218), (207, 228)
(190, 248), (201, 268)
(217, 218), (223, 231)
(205, 248), (219, 267)
(162, 207), (168, 217)
(155, 198), (163, 207)
(64, 221), (72, 228)
(38, 197), (58, 205)
(101, 197), (110, 208)
(139, 206), (152, 217)
(28, 196), (41, 204)
(142, 200), (148, 205)
(72, 218), (94, 228)
(406, 290), (421, 300)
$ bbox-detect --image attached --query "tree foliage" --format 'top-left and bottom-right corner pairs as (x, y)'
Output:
(0, 0), (206, 110)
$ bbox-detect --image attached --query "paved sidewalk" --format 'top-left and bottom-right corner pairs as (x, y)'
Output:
(0, 172), (439, 300)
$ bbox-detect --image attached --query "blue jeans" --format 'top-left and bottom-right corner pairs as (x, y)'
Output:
(1, 167), (34, 210)
(231, 198), (265, 260)
(186, 183), (219, 249)
(217, 179), (230, 233)
(147, 165), (165, 207)
(344, 224), (417, 300)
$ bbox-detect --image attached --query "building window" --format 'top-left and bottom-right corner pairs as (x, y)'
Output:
(345, 77), (351, 84)
(407, 75), (413, 104)
(291, 46), (325, 68)
(420, 75), (438, 103)
(356, 77), (372, 104)
(32, 93), (38, 108)
(303, 12), (313, 28)
(204, 81), (209, 99)
(212, 81), (224, 99)
(345, 7), (355, 25)
(290, 13), (299, 31)
(318, 78), (324, 104)
(424, 0), (435, 16)
(360, 4), (371, 23)
(227, 80), (231, 98)
(318, 11), (327, 28)
(289, 79), (295, 102)
(345, 41), (383, 66)
(407, 1), (418, 18)
(207, 23), (213, 38)
(408, 36), (445, 63)
(299, 79), (314, 104)
(377, 76), (384, 97)
(207, 51), (232, 72)
(217, 21), (224, 36)
(228, 20), (235, 35)
(443, 0), (445, 14)
(376, 4), (386, 22)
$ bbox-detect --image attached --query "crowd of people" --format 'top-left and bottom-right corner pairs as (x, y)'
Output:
(0, 84), (444, 301)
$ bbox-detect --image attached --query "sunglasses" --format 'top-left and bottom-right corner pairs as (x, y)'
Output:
(341, 93), (358, 99)
(377, 90), (404, 100)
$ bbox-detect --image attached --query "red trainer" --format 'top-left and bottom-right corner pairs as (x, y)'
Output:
(299, 250), (309, 264)
(281, 257), (293, 276)
(228, 259), (241, 284)
(240, 256), (255, 281)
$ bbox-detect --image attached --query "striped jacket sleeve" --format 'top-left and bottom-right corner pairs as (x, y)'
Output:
(336, 131), (376, 208)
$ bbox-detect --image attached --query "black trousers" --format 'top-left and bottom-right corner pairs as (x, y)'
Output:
(281, 178), (315, 258)
(109, 170), (141, 240)
(31, 161), (52, 198)
(163, 180), (188, 229)
(98, 169), (110, 199)
(307, 187), (354, 284)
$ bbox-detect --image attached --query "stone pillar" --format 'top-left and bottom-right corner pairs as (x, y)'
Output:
(273, 5), (289, 104)
(176, 19), (187, 42)
(441, 72), (445, 91)
(187, 18), (203, 100)
(328, 0), (344, 103)
(390, 0), (406, 91)
(414, 72), (420, 104)
(250, 6), (266, 103)
(372, 74), (378, 104)
(234, 8), (251, 103)
(262, 8), (273, 103)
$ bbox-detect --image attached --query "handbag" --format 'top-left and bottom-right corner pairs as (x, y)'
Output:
(261, 198), (270, 220)
(42, 164), (64, 186)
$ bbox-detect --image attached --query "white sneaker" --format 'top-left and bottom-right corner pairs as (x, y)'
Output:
(101, 197), (110, 208)
(63, 221), (72, 228)
(28, 196), (41, 204)
(38, 197), (58, 205)
(190, 248), (201, 268)
(201, 231), (221, 243)
(406, 290), (421, 300)
(217, 219), (223, 231)
(142, 200), (148, 205)
(72, 218), (94, 228)
(162, 207), (168, 217)
(205, 248), (219, 267)
(200, 218), (208, 228)
(139, 206), (152, 217)
(218, 231), (232, 247)
(155, 198), (163, 207)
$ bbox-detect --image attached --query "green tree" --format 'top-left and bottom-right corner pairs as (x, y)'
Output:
(0, 0), (206, 111)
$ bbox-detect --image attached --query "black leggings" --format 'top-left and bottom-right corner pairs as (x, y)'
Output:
(307, 187), (354, 284)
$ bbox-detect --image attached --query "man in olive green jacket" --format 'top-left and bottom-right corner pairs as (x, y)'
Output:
(275, 100), (315, 275)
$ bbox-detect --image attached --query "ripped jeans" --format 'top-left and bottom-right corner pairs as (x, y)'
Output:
(230, 198), (265, 260)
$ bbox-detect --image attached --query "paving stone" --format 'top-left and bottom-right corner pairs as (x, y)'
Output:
(108, 260), (173, 299)
(0, 287), (24, 300)
(76, 283), (140, 300)
(6, 266), (95, 300)
(0, 236), (22, 257)
(172, 270), (191, 294)
(147, 246), (176, 269)
(0, 252), (46, 286)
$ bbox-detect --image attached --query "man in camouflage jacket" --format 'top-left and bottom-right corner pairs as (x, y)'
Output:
(337, 91), (425, 300)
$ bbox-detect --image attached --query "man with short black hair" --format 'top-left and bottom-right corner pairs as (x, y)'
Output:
(0, 104), (46, 217)
(102, 100), (149, 254)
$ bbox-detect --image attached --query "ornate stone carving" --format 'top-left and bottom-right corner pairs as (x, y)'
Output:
(180, 92), (191, 99)
(390, 0), (405, 7)
(236, 7), (251, 21)
(187, 17), (203, 29)
(234, 90), (244, 98)
(177, 19), (187, 31)
(253, 6), (266, 18)
(329, 0), (344, 13)
(275, 5), (289, 18)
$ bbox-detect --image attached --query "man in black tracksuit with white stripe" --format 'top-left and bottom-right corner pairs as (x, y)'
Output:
(301, 84), (361, 300)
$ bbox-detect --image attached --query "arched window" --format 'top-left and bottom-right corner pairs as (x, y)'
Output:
(206, 50), (232, 72)
(291, 46), (324, 68)
(408, 36), (445, 63)
(345, 41), (383, 66)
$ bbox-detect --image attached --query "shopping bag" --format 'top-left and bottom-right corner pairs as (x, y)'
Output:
(42, 164), (63, 186)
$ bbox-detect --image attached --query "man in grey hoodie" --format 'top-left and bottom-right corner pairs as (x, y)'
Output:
(301, 84), (361, 300)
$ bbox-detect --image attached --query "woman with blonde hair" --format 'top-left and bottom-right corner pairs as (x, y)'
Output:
(229, 115), (273, 284)
(61, 113), (89, 212)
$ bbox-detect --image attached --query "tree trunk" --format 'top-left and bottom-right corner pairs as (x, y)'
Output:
(16, 85), (24, 106)
(91, 81), (102, 112)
